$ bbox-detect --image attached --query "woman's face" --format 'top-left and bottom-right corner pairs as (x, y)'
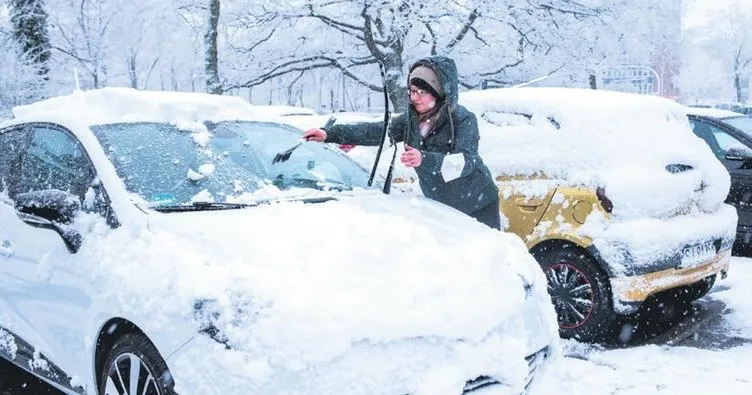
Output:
(409, 85), (437, 114)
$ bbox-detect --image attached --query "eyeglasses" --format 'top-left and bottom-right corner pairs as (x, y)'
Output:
(407, 88), (431, 98)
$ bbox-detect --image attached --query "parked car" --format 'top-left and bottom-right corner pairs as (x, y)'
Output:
(352, 87), (736, 342)
(0, 88), (558, 395)
(685, 107), (752, 256)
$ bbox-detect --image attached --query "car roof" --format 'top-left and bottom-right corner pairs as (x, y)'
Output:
(460, 87), (686, 124)
(684, 106), (745, 119)
(11, 87), (278, 126)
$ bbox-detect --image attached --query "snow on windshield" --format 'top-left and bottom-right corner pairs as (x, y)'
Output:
(90, 121), (372, 206)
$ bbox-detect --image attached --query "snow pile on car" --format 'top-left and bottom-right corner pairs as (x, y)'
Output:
(11, 87), (264, 125)
(462, 87), (730, 220)
(75, 193), (558, 394)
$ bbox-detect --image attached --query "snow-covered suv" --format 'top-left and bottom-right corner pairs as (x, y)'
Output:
(0, 88), (558, 395)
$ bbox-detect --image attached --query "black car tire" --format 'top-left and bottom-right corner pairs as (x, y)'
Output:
(536, 246), (617, 342)
(98, 333), (176, 395)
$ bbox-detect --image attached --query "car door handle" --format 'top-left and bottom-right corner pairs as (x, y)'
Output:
(0, 240), (13, 258)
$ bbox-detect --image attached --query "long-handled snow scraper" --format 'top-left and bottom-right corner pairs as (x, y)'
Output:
(368, 63), (397, 194)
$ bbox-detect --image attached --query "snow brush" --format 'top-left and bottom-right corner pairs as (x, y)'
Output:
(273, 116), (336, 164)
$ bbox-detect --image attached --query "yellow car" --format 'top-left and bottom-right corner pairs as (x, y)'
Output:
(461, 87), (737, 341)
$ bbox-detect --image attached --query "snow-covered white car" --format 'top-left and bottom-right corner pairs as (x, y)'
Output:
(0, 88), (558, 395)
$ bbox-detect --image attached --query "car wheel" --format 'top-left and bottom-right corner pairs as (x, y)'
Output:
(98, 333), (175, 395)
(536, 247), (616, 342)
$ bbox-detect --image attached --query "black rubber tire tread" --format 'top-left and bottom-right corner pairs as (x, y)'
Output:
(98, 333), (176, 395)
(536, 246), (618, 342)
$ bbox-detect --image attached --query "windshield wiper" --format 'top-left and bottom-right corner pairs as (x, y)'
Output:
(151, 197), (339, 213)
(152, 201), (258, 212)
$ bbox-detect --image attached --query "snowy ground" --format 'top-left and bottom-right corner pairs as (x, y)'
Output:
(531, 256), (752, 395)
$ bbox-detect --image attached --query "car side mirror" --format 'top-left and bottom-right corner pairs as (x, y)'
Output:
(14, 190), (83, 253)
(15, 189), (81, 224)
(724, 146), (752, 161)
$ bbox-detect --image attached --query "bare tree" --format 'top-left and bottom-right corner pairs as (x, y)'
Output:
(682, 2), (752, 103)
(51, 0), (116, 88)
(50, 0), (176, 90)
(205, 0), (221, 94)
(224, 0), (615, 111)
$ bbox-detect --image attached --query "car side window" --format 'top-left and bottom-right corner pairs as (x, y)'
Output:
(0, 128), (33, 195)
(16, 126), (95, 202)
(712, 129), (747, 153)
(689, 120), (725, 158)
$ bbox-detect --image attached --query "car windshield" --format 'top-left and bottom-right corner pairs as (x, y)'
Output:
(723, 116), (752, 136)
(90, 120), (372, 207)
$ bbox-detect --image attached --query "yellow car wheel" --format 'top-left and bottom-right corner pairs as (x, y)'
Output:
(536, 246), (617, 342)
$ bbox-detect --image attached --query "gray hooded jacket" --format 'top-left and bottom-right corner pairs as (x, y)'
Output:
(324, 56), (498, 214)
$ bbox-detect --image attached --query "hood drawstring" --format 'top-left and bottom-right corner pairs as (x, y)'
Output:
(448, 107), (456, 151)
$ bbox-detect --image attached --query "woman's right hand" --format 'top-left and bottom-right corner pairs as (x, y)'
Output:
(303, 128), (327, 142)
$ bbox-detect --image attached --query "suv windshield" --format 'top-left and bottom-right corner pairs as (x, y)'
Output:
(724, 116), (752, 137)
(91, 121), (372, 206)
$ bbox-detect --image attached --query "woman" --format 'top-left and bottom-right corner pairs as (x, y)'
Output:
(303, 56), (500, 230)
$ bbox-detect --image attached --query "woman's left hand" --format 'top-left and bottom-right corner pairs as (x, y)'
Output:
(401, 144), (423, 167)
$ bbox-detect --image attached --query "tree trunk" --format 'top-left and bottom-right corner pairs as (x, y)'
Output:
(204, 0), (222, 95)
(127, 50), (138, 88)
(589, 74), (598, 90)
(385, 70), (407, 113)
(735, 73), (743, 103)
(381, 55), (407, 113)
(9, 0), (52, 80)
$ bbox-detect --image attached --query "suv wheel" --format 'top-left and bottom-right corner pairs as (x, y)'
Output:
(536, 247), (616, 342)
(98, 333), (175, 395)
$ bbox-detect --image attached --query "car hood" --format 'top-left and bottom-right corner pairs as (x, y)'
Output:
(78, 193), (554, 371)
